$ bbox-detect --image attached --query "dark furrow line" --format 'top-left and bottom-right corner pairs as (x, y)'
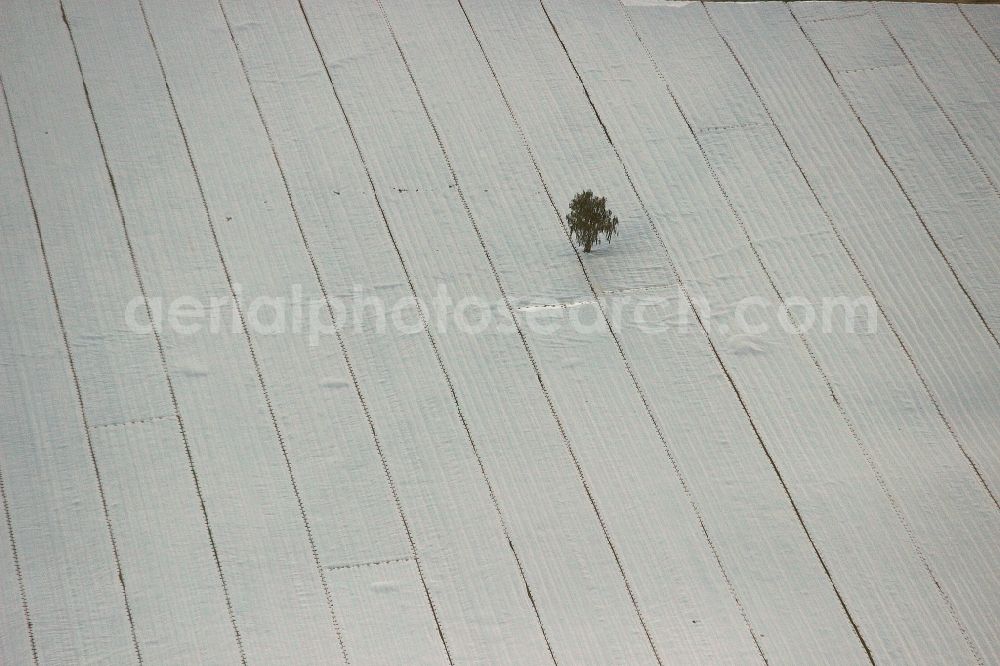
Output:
(455, 1), (768, 662)
(697, 121), (766, 134)
(873, 4), (999, 200)
(540, 0), (876, 661)
(0, 460), (37, 665)
(0, 70), (142, 665)
(837, 62), (906, 75)
(660, 4), (883, 660)
(137, 2), (349, 661)
(296, 1), (552, 662)
(66, 5), (249, 661)
(799, 11), (872, 24)
(789, 4), (1000, 351)
(371, 0), (664, 662)
(218, 1), (458, 662)
(326, 557), (413, 571)
(701, 6), (991, 661)
(958, 5), (1000, 65)
(89, 415), (174, 430)
(0, 73), (39, 666)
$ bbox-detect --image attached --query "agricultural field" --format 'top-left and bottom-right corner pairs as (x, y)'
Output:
(1, 0), (998, 663)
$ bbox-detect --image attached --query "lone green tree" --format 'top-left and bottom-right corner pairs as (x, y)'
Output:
(567, 190), (619, 253)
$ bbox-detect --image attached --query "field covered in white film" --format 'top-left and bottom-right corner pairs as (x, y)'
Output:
(2, 0), (999, 663)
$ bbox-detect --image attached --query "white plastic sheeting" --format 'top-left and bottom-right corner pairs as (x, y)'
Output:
(1, 1), (998, 663)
